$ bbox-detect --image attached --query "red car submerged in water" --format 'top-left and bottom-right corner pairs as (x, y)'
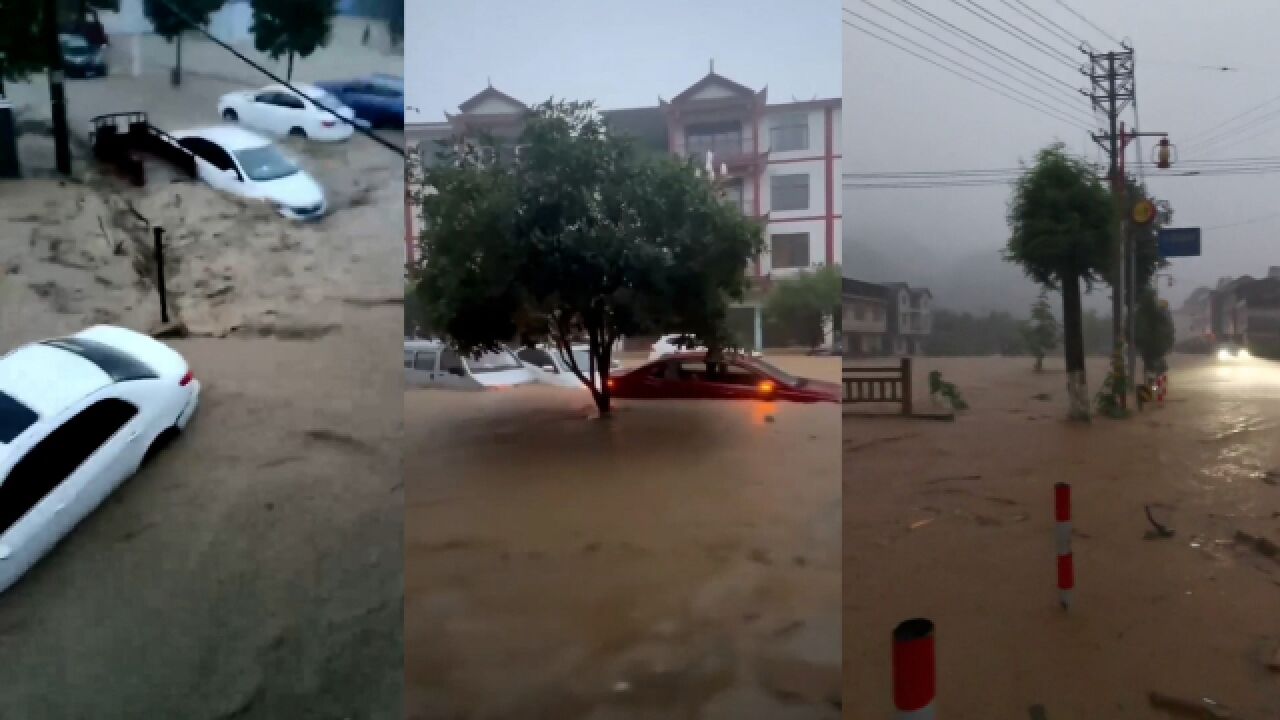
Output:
(608, 352), (839, 403)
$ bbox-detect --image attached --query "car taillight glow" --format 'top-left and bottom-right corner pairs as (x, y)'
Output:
(758, 380), (775, 395)
(180, 371), (193, 386)
(607, 378), (616, 390)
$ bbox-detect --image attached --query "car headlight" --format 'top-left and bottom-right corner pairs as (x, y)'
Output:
(1217, 348), (1231, 361)
(1239, 348), (1251, 359)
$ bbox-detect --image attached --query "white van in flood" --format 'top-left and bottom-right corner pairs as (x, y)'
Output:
(515, 344), (622, 390)
(404, 340), (534, 390)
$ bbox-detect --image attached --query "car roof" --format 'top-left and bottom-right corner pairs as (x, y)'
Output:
(262, 82), (325, 98)
(0, 344), (112, 419)
(173, 125), (271, 151)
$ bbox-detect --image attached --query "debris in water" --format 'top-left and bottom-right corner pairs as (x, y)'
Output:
(612, 680), (630, 693)
(1143, 504), (1175, 539)
(1147, 691), (1233, 718)
(908, 518), (935, 530)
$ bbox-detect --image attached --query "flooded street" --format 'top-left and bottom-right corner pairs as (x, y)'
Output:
(405, 356), (842, 719)
(844, 354), (1280, 719)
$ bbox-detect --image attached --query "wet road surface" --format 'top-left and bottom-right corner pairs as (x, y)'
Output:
(405, 356), (842, 720)
(844, 354), (1280, 719)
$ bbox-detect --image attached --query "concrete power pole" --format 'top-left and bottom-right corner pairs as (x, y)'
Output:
(41, 0), (72, 175)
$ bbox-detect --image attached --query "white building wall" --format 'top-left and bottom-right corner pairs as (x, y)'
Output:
(102, 0), (251, 41)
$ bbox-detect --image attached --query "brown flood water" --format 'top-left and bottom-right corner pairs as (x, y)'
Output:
(845, 354), (1280, 719)
(405, 355), (842, 719)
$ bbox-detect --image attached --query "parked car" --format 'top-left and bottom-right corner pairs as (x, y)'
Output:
(217, 83), (356, 142)
(404, 340), (534, 390)
(0, 325), (200, 595)
(1216, 341), (1250, 361)
(315, 74), (404, 129)
(59, 33), (107, 78)
(609, 352), (839, 403)
(648, 334), (761, 361)
(173, 126), (327, 220)
(515, 344), (622, 390)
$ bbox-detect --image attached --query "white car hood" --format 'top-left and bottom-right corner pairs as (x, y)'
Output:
(254, 170), (324, 208)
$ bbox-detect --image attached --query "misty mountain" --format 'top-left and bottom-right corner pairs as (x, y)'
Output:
(844, 239), (1113, 316)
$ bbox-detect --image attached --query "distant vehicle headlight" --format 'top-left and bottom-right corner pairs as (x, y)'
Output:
(1217, 348), (1231, 361)
(1239, 348), (1251, 359)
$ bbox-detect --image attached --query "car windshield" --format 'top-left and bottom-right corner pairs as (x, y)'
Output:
(60, 37), (93, 57)
(741, 357), (800, 387)
(233, 145), (299, 182)
(370, 75), (403, 96)
(466, 350), (522, 374)
(0, 390), (38, 444)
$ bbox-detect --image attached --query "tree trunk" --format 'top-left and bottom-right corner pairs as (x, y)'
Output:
(173, 33), (182, 87)
(1061, 274), (1090, 421)
(287, 51), (294, 82)
(1034, 355), (1043, 372)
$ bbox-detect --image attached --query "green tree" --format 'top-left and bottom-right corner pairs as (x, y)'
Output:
(0, 0), (46, 87)
(1134, 288), (1174, 376)
(763, 265), (841, 349)
(249, 0), (336, 81)
(414, 100), (763, 415)
(1021, 291), (1060, 371)
(142, 0), (226, 87)
(1005, 143), (1115, 421)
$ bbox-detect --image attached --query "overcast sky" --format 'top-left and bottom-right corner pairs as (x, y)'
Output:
(845, 0), (1280, 310)
(406, 0), (840, 117)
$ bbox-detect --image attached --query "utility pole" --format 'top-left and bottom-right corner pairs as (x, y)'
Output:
(1088, 46), (1166, 410)
(41, 0), (72, 175)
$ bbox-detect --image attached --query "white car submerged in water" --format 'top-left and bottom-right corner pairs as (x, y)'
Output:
(516, 344), (621, 390)
(404, 340), (534, 390)
(174, 125), (327, 220)
(217, 83), (357, 142)
(0, 325), (200, 595)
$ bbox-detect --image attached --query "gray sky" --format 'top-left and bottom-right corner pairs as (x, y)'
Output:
(406, 0), (840, 118)
(845, 0), (1280, 312)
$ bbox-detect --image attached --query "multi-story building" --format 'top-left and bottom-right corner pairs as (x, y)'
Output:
(841, 278), (888, 356)
(840, 278), (932, 357)
(405, 66), (842, 351)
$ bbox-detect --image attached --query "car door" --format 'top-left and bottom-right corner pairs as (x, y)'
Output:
(246, 91), (285, 134)
(516, 347), (560, 386)
(273, 91), (310, 134)
(437, 348), (473, 389)
(702, 359), (766, 400)
(0, 397), (139, 592)
(181, 137), (244, 194)
(405, 348), (438, 387)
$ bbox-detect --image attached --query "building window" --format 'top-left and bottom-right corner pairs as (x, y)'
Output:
(721, 178), (745, 213)
(686, 121), (743, 159)
(770, 173), (810, 212)
(771, 233), (810, 269)
(770, 112), (810, 152)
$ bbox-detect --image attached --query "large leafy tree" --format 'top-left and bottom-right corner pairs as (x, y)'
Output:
(1134, 289), (1174, 376)
(250, 0), (336, 81)
(0, 1), (45, 89)
(764, 265), (841, 350)
(1006, 143), (1115, 421)
(142, 0), (226, 86)
(415, 100), (763, 415)
(1022, 291), (1060, 372)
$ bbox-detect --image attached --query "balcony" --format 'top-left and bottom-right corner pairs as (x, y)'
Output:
(682, 138), (766, 170)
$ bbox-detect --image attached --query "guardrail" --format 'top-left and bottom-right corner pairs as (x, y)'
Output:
(842, 357), (912, 416)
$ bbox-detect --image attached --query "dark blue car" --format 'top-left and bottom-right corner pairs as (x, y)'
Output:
(315, 74), (403, 129)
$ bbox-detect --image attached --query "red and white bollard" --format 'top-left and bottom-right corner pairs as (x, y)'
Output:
(893, 618), (936, 718)
(1055, 482), (1073, 610)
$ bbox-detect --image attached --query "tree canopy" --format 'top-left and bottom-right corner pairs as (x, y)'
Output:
(764, 265), (840, 349)
(414, 100), (763, 414)
(250, 0), (336, 80)
(143, 0), (226, 40)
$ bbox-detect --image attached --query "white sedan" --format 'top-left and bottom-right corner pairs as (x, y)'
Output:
(0, 325), (200, 595)
(174, 125), (327, 220)
(516, 344), (621, 390)
(217, 83), (356, 142)
(648, 334), (762, 361)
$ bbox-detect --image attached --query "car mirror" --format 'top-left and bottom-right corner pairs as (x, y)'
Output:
(447, 367), (465, 377)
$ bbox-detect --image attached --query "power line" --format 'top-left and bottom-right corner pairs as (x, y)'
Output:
(1052, 0), (1122, 46)
(954, 0), (1078, 66)
(852, 4), (1089, 114)
(1178, 94), (1280, 152)
(844, 19), (1092, 130)
(945, 0), (1079, 69)
(888, 0), (1085, 97)
(1008, 0), (1091, 48)
(1187, 103), (1280, 158)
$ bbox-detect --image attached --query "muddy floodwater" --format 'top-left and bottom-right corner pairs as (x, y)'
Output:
(844, 354), (1280, 719)
(405, 355), (842, 719)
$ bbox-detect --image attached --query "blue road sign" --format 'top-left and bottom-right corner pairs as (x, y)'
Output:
(1157, 227), (1201, 258)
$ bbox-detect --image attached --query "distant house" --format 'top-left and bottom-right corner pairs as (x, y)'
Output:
(841, 278), (931, 356)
